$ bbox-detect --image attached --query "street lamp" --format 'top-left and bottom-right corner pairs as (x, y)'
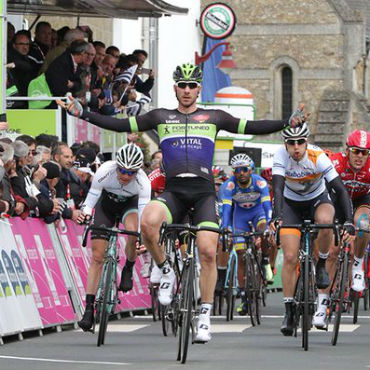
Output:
(195, 41), (237, 72)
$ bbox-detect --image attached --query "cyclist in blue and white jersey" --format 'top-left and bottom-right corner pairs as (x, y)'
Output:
(221, 153), (272, 315)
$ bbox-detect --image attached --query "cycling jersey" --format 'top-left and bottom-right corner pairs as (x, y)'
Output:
(81, 160), (151, 220)
(330, 152), (370, 200)
(221, 174), (272, 229)
(81, 108), (288, 183)
(148, 168), (166, 195)
(272, 144), (338, 201)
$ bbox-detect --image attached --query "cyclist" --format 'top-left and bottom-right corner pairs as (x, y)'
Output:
(260, 167), (278, 282)
(77, 143), (151, 331)
(270, 123), (355, 336)
(221, 154), (272, 315)
(310, 130), (370, 328)
(60, 62), (306, 343)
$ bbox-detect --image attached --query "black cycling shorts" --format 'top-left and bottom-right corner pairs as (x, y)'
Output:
(282, 191), (334, 225)
(155, 177), (218, 226)
(331, 192), (369, 223)
(91, 193), (138, 241)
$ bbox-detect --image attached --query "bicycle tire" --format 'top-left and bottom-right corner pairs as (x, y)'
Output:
(226, 254), (236, 322)
(302, 256), (309, 351)
(245, 253), (256, 327)
(364, 285), (369, 311)
(254, 262), (263, 325)
(177, 258), (194, 364)
(97, 260), (114, 347)
(293, 267), (303, 338)
(332, 251), (348, 346)
(161, 304), (170, 336)
(352, 291), (360, 324)
(150, 285), (160, 322)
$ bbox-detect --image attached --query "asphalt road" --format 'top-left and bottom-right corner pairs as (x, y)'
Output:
(0, 292), (369, 370)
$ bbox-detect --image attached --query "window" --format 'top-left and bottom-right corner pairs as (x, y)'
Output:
(281, 67), (293, 120)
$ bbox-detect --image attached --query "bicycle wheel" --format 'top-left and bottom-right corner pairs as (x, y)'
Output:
(245, 253), (257, 326)
(331, 252), (348, 346)
(97, 260), (114, 347)
(254, 262), (263, 325)
(226, 254), (236, 322)
(352, 290), (360, 324)
(293, 268), (303, 338)
(161, 304), (171, 336)
(177, 258), (194, 364)
(150, 285), (160, 322)
(302, 256), (309, 351)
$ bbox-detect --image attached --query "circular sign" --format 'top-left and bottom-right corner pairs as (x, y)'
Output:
(200, 3), (237, 40)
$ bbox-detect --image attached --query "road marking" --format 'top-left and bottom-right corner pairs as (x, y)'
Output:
(0, 355), (129, 366)
(212, 324), (252, 333)
(75, 324), (149, 333)
(297, 324), (360, 333)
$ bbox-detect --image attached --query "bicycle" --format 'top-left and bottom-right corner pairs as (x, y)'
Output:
(276, 220), (340, 351)
(158, 221), (226, 364)
(82, 220), (140, 347)
(231, 228), (267, 326)
(224, 240), (238, 321)
(149, 259), (161, 322)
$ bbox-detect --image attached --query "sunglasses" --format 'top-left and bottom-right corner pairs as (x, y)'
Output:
(348, 147), (370, 156)
(285, 138), (307, 146)
(234, 167), (251, 174)
(118, 167), (137, 176)
(28, 150), (37, 156)
(176, 81), (200, 89)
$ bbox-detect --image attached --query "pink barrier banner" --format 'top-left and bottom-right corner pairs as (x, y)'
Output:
(61, 221), (151, 311)
(11, 218), (75, 325)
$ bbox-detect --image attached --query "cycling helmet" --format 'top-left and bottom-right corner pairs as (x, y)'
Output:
(281, 122), (310, 140)
(116, 143), (143, 170)
(230, 153), (255, 170)
(173, 63), (203, 83)
(323, 148), (334, 158)
(212, 165), (227, 182)
(260, 167), (272, 182)
(346, 129), (370, 149)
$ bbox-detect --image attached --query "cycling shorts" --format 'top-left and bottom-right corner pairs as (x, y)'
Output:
(154, 177), (218, 227)
(331, 192), (370, 223)
(91, 192), (138, 241)
(233, 204), (267, 250)
(281, 191), (333, 238)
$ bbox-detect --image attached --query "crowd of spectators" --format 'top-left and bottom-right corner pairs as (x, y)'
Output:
(0, 131), (162, 227)
(6, 21), (155, 116)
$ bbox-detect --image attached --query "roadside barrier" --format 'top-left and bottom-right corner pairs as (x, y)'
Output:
(0, 218), (151, 342)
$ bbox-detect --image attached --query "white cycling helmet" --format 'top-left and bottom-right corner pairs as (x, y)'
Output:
(116, 143), (144, 170)
(230, 153), (255, 170)
(281, 122), (310, 140)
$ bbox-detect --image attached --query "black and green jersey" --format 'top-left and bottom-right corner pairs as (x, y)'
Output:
(81, 108), (287, 182)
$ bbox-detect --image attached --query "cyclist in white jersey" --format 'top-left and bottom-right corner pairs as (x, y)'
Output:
(77, 143), (151, 331)
(270, 123), (355, 336)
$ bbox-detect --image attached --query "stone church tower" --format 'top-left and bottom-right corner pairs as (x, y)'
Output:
(201, 0), (370, 151)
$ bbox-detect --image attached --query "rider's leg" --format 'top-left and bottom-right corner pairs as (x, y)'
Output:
(141, 201), (173, 305)
(280, 231), (300, 336)
(79, 238), (107, 331)
(195, 230), (219, 342)
(352, 206), (370, 291)
(119, 211), (139, 292)
(215, 242), (229, 294)
(314, 203), (335, 289)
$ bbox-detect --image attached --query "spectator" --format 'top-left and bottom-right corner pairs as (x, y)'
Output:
(106, 45), (120, 60)
(45, 39), (89, 106)
(51, 29), (58, 49)
(56, 26), (70, 45)
(92, 41), (106, 67)
(8, 31), (37, 97)
(90, 41), (106, 97)
(40, 28), (85, 74)
(35, 133), (59, 152)
(53, 142), (82, 220)
(101, 54), (117, 88)
(35, 145), (52, 164)
(28, 21), (53, 73)
(16, 134), (37, 168)
(7, 22), (15, 48)
(132, 49), (155, 97)
(150, 150), (162, 171)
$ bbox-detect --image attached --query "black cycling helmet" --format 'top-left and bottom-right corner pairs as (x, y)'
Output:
(173, 63), (202, 83)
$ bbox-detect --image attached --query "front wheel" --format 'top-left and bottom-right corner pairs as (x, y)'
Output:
(97, 260), (114, 347)
(226, 254), (236, 322)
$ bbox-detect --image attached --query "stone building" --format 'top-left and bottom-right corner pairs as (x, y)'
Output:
(201, 0), (370, 150)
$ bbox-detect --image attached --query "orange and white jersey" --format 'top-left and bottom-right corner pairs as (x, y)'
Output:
(272, 144), (339, 201)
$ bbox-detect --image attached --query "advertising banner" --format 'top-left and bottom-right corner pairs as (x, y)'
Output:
(11, 218), (75, 325)
(0, 220), (42, 335)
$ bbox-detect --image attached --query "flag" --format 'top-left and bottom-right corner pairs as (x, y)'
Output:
(201, 38), (232, 102)
(114, 64), (138, 84)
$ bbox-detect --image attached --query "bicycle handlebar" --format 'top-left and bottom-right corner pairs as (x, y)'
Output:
(82, 224), (140, 248)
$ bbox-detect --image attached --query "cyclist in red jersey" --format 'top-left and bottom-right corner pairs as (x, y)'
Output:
(312, 130), (370, 328)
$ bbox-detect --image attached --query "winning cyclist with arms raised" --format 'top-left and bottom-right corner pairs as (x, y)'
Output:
(60, 63), (305, 343)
